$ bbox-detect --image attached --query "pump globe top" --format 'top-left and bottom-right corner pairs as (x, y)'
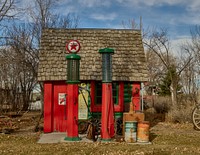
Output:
(66, 53), (81, 60)
(99, 48), (114, 54)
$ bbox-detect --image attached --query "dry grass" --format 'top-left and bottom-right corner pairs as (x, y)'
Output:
(166, 104), (193, 123)
(0, 101), (199, 155)
(153, 96), (171, 114)
(147, 95), (194, 124)
(1, 122), (200, 155)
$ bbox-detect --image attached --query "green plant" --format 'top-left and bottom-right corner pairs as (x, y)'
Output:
(158, 65), (182, 96)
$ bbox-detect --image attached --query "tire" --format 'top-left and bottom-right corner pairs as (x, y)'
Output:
(192, 105), (200, 130)
(78, 121), (88, 134)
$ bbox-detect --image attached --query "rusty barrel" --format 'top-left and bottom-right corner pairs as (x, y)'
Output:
(137, 121), (150, 143)
(124, 121), (137, 143)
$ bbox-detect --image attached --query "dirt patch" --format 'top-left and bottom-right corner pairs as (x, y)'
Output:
(0, 111), (43, 134)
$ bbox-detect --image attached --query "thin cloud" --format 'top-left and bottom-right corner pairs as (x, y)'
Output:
(115, 0), (200, 17)
(170, 35), (192, 55)
(178, 14), (200, 25)
(90, 13), (117, 21)
(77, 0), (111, 8)
(116, 0), (195, 7)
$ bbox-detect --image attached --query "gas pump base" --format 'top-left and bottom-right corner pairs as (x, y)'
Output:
(101, 138), (112, 142)
(64, 136), (81, 141)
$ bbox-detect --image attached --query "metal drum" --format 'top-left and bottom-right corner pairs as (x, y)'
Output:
(137, 121), (150, 143)
(124, 121), (137, 143)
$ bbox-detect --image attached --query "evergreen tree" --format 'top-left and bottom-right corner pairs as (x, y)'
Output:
(158, 66), (182, 96)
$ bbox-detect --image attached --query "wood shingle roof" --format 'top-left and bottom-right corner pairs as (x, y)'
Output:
(38, 28), (148, 82)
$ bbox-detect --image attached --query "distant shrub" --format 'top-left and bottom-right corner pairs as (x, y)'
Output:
(153, 96), (171, 113)
(147, 95), (194, 124)
(166, 104), (193, 123)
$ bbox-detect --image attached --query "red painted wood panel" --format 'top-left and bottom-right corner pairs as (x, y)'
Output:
(44, 82), (53, 133)
(53, 82), (68, 132)
(43, 80), (141, 133)
(66, 84), (79, 138)
(132, 82), (141, 111)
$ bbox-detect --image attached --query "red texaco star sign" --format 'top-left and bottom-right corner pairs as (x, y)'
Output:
(66, 40), (81, 53)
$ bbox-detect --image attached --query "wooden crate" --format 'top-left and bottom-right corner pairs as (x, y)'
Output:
(123, 112), (145, 136)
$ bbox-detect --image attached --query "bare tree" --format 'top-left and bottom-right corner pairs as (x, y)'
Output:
(181, 26), (200, 103)
(2, 0), (79, 111)
(0, 0), (18, 46)
(143, 28), (193, 105)
(146, 49), (167, 85)
(179, 57), (197, 95)
(0, 48), (23, 111)
(4, 24), (39, 111)
(122, 19), (139, 29)
(189, 26), (200, 79)
(0, 0), (16, 22)
(29, 0), (79, 112)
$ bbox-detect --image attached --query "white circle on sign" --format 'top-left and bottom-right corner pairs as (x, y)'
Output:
(66, 40), (81, 53)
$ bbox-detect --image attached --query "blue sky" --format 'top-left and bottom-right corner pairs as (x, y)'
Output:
(19, 0), (200, 51)
(53, 0), (200, 38)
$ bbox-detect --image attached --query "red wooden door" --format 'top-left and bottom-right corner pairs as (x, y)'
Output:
(53, 82), (68, 132)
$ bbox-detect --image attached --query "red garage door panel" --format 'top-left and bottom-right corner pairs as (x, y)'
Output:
(53, 83), (68, 132)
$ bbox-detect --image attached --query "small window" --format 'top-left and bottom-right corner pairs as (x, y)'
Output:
(95, 81), (119, 105)
(112, 82), (119, 105)
(95, 82), (102, 105)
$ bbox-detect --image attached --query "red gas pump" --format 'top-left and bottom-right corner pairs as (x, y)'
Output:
(99, 48), (115, 141)
(64, 40), (81, 141)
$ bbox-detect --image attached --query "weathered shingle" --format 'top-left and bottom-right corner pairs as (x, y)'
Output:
(38, 28), (148, 82)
